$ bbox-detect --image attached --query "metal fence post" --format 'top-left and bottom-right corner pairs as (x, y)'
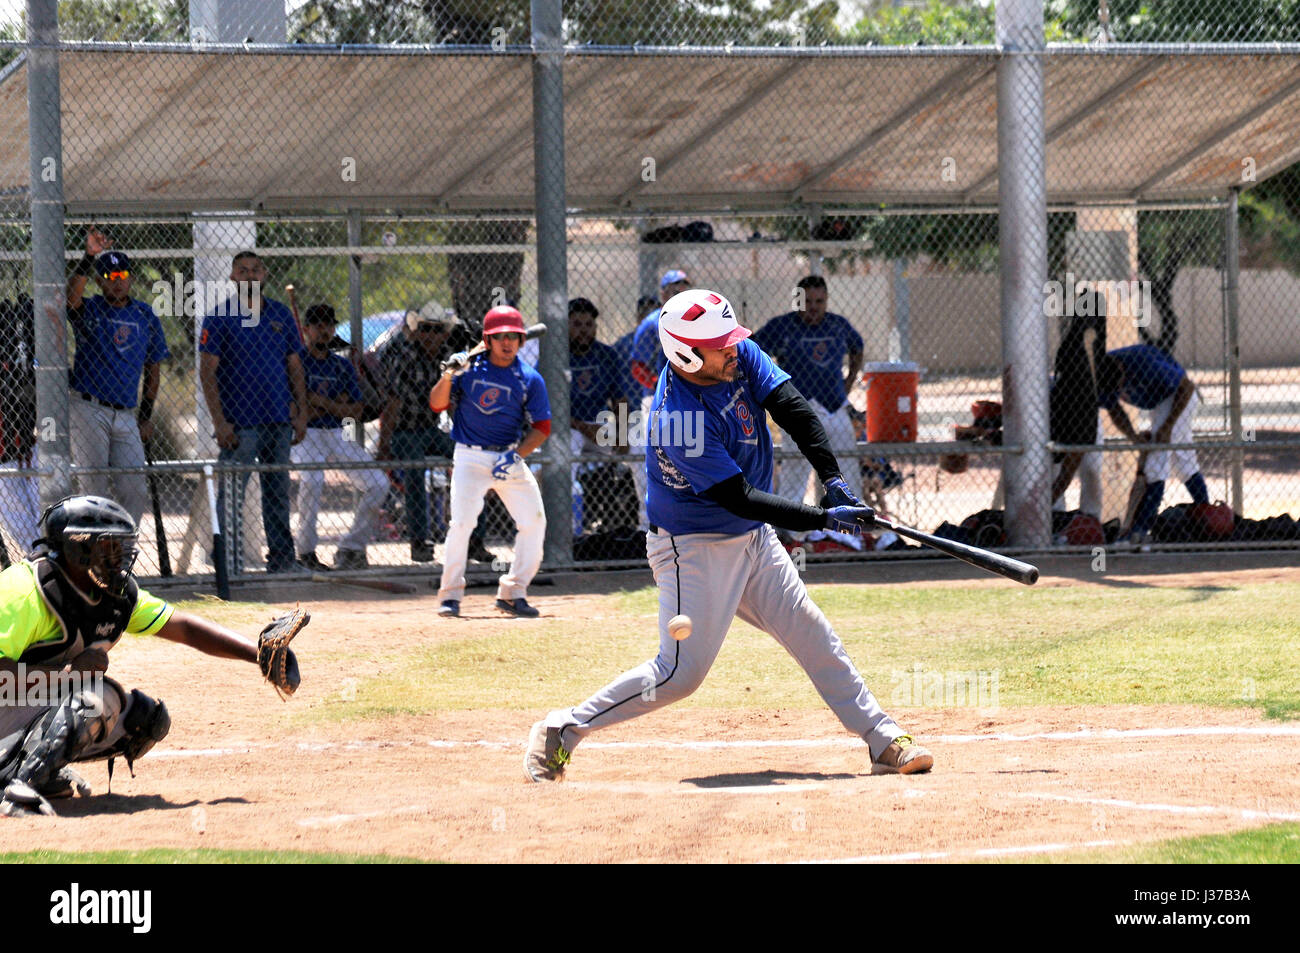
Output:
(1224, 189), (1244, 515)
(26, 0), (70, 507)
(996, 0), (1051, 547)
(347, 208), (364, 445)
(532, 0), (572, 569)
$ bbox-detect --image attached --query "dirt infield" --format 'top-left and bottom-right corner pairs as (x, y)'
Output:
(0, 552), (1296, 863)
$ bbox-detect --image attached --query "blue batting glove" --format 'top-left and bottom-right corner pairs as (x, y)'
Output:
(491, 450), (523, 481)
(824, 504), (877, 535)
(822, 475), (862, 508)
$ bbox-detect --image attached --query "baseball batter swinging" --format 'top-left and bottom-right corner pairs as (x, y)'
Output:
(525, 289), (933, 781)
(431, 306), (551, 619)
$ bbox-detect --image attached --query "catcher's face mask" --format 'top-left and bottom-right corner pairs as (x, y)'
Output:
(64, 533), (139, 597)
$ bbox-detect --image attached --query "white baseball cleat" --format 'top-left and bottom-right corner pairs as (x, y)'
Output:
(524, 720), (570, 783)
(873, 734), (934, 775)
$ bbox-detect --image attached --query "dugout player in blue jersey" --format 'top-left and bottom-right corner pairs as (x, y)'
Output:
(526, 289), (933, 781)
(753, 275), (865, 505)
(430, 307), (552, 618)
(1097, 344), (1209, 543)
(568, 297), (629, 460)
(199, 252), (309, 574)
(65, 229), (170, 529)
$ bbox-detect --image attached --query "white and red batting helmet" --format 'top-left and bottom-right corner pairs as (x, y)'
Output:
(658, 289), (750, 373)
(482, 305), (526, 340)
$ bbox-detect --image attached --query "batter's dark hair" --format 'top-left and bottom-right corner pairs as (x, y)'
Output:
(797, 275), (828, 293)
(232, 250), (262, 266)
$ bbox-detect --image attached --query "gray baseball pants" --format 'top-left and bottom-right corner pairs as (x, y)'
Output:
(548, 523), (904, 761)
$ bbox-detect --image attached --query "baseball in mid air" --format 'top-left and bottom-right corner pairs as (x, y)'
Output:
(668, 614), (693, 640)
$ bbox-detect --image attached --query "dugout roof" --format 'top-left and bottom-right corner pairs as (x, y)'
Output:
(1, 45), (1298, 213)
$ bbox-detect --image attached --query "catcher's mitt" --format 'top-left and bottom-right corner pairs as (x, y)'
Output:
(258, 607), (308, 699)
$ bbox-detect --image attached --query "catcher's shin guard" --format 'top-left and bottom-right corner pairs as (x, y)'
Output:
(1, 690), (114, 815)
(91, 689), (171, 784)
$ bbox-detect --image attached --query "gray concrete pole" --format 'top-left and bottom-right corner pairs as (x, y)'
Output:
(27, 0), (70, 507)
(347, 208), (364, 444)
(1224, 189), (1244, 514)
(532, 0), (571, 568)
(995, 0), (1051, 546)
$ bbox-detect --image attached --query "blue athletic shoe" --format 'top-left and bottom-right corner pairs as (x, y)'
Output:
(438, 599), (459, 618)
(496, 598), (539, 618)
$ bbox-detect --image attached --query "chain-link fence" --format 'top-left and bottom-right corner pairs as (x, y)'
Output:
(1, 0), (1299, 590)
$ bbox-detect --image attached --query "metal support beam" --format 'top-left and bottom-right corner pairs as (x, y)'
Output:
(27, 0), (70, 507)
(790, 60), (996, 202)
(1223, 189), (1244, 516)
(532, 0), (571, 569)
(346, 208), (364, 445)
(962, 57), (1165, 201)
(996, 0), (1051, 547)
(615, 60), (803, 207)
(1132, 65), (1300, 198)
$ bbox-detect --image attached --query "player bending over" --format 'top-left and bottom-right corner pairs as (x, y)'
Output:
(525, 290), (932, 782)
(0, 495), (305, 817)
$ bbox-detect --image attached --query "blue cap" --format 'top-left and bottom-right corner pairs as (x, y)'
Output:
(660, 269), (689, 289)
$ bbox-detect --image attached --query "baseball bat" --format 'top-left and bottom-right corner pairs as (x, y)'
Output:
(442, 322), (547, 374)
(203, 464), (230, 600)
(143, 440), (172, 577)
(874, 515), (1039, 586)
(311, 573), (418, 594)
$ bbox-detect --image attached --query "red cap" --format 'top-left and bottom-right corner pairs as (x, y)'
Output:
(482, 306), (526, 337)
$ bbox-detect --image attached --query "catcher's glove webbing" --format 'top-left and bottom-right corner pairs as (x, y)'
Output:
(258, 607), (308, 699)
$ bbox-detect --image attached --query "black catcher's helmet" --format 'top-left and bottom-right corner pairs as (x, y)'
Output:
(36, 495), (139, 596)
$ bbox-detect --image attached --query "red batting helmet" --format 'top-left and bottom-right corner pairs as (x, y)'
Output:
(482, 305), (526, 340)
(658, 289), (750, 373)
(1190, 501), (1234, 540)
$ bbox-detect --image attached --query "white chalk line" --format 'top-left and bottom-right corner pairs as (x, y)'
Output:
(297, 803), (430, 829)
(1013, 792), (1300, 822)
(150, 723), (1300, 760)
(802, 839), (1120, 864)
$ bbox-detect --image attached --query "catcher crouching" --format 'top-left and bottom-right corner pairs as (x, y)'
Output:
(0, 495), (307, 818)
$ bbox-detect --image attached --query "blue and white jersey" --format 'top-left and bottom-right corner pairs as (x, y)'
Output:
(1098, 345), (1186, 411)
(450, 355), (551, 448)
(629, 309), (665, 394)
(68, 295), (170, 408)
(570, 340), (625, 423)
(646, 338), (790, 536)
(751, 311), (863, 412)
(301, 351), (362, 429)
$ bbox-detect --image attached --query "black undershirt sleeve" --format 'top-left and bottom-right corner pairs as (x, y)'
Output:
(701, 473), (827, 533)
(761, 379), (842, 486)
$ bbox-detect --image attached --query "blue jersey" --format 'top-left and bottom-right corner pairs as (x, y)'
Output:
(1099, 345), (1185, 411)
(630, 309), (665, 394)
(68, 296), (170, 408)
(450, 355), (551, 448)
(199, 297), (304, 428)
(751, 311), (863, 412)
(302, 351), (362, 429)
(611, 330), (641, 405)
(646, 338), (790, 536)
(570, 340), (626, 423)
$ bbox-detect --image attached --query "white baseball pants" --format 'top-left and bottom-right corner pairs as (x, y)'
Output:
(291, 427), (388, 554)
(778, 401), (863, 505)
(547, 523), (905, 761)
(437, 445), (545, 603)
(1143, 389), (1200, 484)
(70, 395), (149, 525)
(0, 463), (39, 558)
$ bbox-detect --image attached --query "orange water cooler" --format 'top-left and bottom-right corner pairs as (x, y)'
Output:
(863, 361), (920, 442)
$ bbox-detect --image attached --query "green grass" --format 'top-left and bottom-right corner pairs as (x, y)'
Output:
(305, 580), (1300, 720)
(1011, 822), (1300, 864)
(0, 848), (428, 864)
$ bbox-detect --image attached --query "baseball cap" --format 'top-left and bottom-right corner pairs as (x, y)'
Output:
(482, 305), (527, 337)
(568, 297), (599, 319)
(303, 304), (337, 326)
(660, 269), (689, 289)
(95, 251), (132, 275)
(417, 298), (455, 326)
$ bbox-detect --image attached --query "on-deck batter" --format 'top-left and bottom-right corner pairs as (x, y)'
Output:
(525, 289), (933, 781)
(430, 306), (551, 619)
